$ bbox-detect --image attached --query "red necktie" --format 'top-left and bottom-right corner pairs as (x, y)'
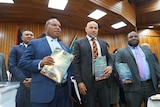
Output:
(91, 38), (98, 58)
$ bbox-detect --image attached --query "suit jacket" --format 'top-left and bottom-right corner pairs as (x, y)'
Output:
(73, 37), (113, 89)
(109, 54), (119, 83)
(18, 37), (74, 103)
(153, 53), (159, 64)
(115, 46), (160, 92)
(0, 53), (8, 82)
(8, 44), (30, 82)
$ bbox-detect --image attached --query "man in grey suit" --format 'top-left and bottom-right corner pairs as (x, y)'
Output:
(73, 21), (113, 107)
(0, 53), (8, 82)
(115, 31), (160, 107)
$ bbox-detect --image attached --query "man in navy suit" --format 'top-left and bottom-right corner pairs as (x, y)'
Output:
(18, 18), (74, 107)
(115, 31), (160, 107)
(73, 21), (113, 107)
(8, 30), (34, 107)
(0, 53), (8, 82)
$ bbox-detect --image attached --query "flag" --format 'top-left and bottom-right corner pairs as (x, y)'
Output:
(69, 35), (77, 53)
(16, 29), (22, 45)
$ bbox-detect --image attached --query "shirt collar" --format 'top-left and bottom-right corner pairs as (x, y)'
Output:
(128, 45), (140, 49)
(20, 43), (28, 48)
(86, 35), (98, 41)
(46, 35), (58, 42)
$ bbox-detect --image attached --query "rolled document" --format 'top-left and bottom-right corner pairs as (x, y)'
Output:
(71, 76), (82, 104)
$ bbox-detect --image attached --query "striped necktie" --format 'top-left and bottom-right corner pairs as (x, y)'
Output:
(91, 38), (98, 58)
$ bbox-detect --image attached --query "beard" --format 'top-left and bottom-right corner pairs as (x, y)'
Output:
(128, 41), (139, 47)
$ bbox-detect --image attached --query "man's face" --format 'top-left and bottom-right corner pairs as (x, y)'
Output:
(45, 19), (61, 39)
(127, 31), (139, 47)
(85, 21), (98, 38)
(22, 31), (34, 44)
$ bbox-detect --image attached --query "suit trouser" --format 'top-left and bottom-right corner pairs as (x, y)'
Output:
(125, 80), (157, 107)
(16, 84), (31, 107)
(81, 79), (110, 107)
(31, 85), (71, 107)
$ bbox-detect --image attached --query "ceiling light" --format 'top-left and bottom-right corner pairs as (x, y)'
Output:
(0, 0), (14, 3)
(88, 9), (107, 20)
(111, 21), (127, 29)
(48, 0), (68, 10)
(148, 26), (154, 28)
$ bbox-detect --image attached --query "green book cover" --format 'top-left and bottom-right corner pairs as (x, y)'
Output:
(94, 56), (107, 81)
(40, 48), (74, 83)
(115, 63), (133, 82)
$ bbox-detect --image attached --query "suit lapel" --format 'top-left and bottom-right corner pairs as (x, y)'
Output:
(141, 46), (148, 55)
(125, 46), (140, 78)
(19, 43), (27, 50)
(126, 46), (135, 60)
(98, 39), (105, 55)
(59, 41), (69, 52)
(140, 46), (149, 61)
(41, 38), (52, 55)
(84, 37), (92, 53)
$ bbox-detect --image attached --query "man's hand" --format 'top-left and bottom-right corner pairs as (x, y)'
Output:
(40, 56), (54, 67)
(78, 82), (87, 95)
(23, 78), (32, 90)
(158, 84), (160, 89)
(122, 80), (133, 84)
(103, 66), (112, 78)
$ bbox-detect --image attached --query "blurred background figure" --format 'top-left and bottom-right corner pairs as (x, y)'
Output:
(0, 53), (8, 82)
(8, 30), (34, 107)
(141, 43), (159, 64)
(110, 49), (120, 107)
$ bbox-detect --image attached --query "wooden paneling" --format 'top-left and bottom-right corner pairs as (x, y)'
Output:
(135, 0), (160, 30)
(90, 0), (136, 27)
(0, 21), (86, 70)
(1, 22), (160, 70)
(135, 0), (160, 14)
(138, 29), (160, 37)
(99, 33), (128, 53)
(140, 37), (160, 62)
(0, 0), (135, 35)
(0, 0), (160, 35)
(100, 31), (160, 63)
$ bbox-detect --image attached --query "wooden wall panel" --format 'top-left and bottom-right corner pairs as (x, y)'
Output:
(136, 0), (160, 14)
(100, 32), (160, 63)
(99, 33), (128, 53)
(0, 22), (160, 70)
(60, 28), (85, 46)
(140, 37), (160, 62)
(90, 0), (136, 26)
(0, 22), (86, 70)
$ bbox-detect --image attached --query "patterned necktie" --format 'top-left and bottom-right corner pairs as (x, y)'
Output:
(134, 47), (145, 79)
(91, 38), (98, 58)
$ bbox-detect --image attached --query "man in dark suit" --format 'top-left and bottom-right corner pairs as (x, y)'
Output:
(115, 31), (160, 107)
(73, 21), (113, 107)
(18, 18), (74, 107)
(8, 30), (34, 107)
(0, 53), (8, 82)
